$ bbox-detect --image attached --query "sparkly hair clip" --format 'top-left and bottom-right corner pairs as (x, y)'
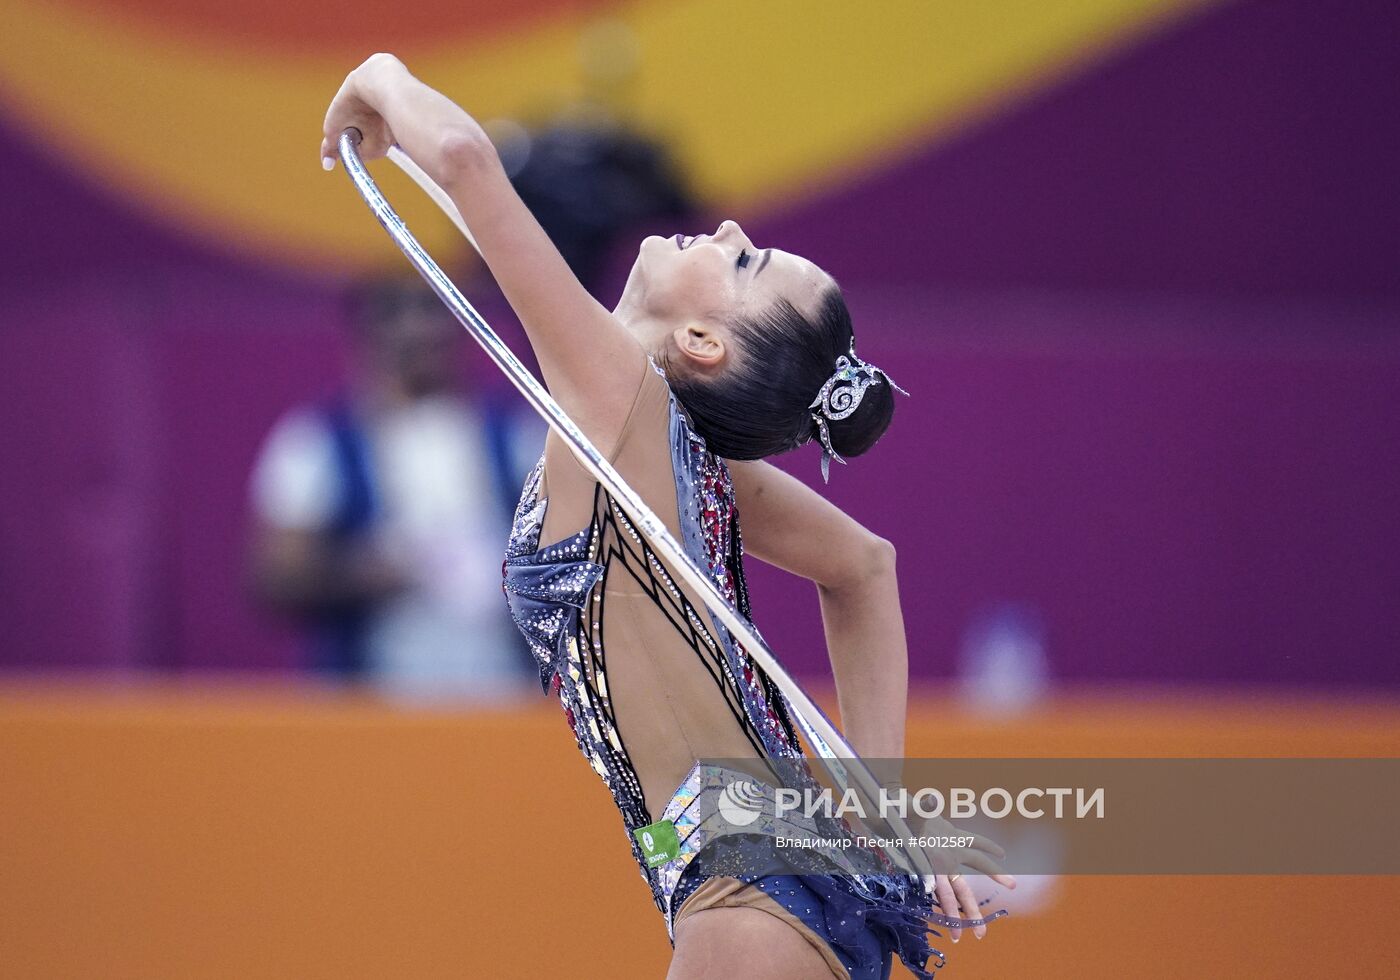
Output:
(808, 339), (910, 483)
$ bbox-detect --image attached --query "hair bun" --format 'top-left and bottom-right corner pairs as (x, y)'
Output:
(823, 379), (896, 459)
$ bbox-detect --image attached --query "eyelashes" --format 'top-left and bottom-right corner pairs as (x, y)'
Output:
(736, 249), (751, 269)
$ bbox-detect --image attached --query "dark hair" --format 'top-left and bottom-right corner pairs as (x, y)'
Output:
(665, 287), (896, 461)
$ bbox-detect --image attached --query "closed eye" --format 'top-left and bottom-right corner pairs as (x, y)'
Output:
(736, 249), (750, 269)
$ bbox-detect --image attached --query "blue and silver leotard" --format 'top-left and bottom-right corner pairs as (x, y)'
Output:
(502, 360), (948, 978)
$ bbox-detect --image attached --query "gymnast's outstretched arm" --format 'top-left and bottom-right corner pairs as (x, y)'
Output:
(732, 460), (1018, 938)
(319, 53), (646, 456)
(728, 459), (907, 761)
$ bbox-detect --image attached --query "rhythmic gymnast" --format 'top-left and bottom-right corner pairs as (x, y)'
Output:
(321, 53), (1014, 979)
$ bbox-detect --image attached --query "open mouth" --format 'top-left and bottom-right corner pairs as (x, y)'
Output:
(674, 234), (697, 250)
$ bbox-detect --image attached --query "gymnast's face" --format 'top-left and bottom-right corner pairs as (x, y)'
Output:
(620, 220), (834, 369)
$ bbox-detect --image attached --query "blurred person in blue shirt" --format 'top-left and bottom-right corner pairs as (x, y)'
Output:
(247, 277), (541, 700)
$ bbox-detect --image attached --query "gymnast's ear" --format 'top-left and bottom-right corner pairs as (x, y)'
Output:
(672, 322), (726, 372)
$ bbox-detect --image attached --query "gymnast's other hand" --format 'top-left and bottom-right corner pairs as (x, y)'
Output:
(915, 816), (1015, 943)
(320, 52), (406, 170)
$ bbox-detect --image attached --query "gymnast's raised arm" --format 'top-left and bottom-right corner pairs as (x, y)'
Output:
(727, 459), (907, 761)
(319, 53), (646, 455)
(731, 459), (1018, 939)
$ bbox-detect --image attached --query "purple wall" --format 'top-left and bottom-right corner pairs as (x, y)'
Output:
(746, 290), (1400, 685)
(2, 0), (1398, 683)
(765, 0), (1400, 298)
(740, 0), (1400, 683)
(0, 269), (343, 671)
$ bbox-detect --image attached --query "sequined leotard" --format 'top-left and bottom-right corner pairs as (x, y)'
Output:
(503, 358), (944, 979)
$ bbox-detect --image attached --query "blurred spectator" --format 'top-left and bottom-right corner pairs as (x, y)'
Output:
(487, 18), (698, 293)
(247, 278), (540, 699)
(499, 114), (695, 292)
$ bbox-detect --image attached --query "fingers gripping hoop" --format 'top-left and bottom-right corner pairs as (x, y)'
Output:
(334, 127), (934, 879)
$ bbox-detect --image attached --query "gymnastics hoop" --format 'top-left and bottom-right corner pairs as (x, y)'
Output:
(337, 128), (935, 882)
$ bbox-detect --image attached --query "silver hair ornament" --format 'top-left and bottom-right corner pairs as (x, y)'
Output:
(809, 339), (910, 483)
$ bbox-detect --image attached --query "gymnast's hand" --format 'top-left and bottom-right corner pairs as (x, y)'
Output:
(915, 816), (1016, 943)
(320, 52), (405, 168)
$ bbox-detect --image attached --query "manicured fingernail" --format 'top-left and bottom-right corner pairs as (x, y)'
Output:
(322, 156), (335, 171)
